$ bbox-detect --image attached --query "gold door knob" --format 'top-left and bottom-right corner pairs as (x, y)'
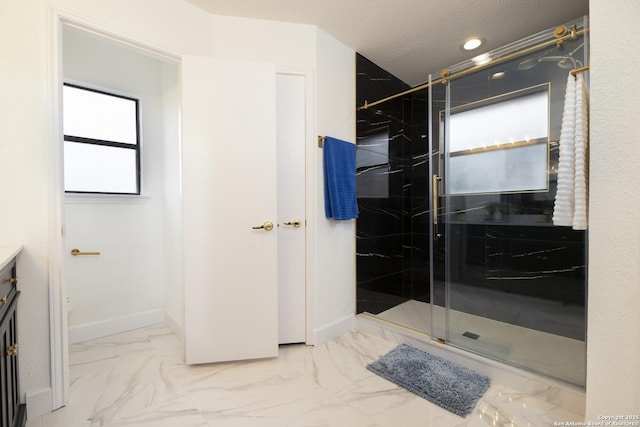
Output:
(283, 219), (302, 228)
(0, 295), (6, 305)
(252, 221), (274, 231)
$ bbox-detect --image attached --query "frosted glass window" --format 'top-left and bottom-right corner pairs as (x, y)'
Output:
(447, 87), (549, 194)
(62, 84), (140, 194)
(450, 91), (548, 152)
(63, 85), (138, 144)
(449, 143), (548, 194)
(64, 142), (138, 193)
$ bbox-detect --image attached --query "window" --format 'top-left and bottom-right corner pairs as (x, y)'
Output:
(445, 84), (549, 195)
(63, 84), (141, 194)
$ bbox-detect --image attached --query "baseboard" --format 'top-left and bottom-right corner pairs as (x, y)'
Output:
(68, 309), (165, 344)
(315, 313), (355, 345)
(164, 310), (183, 342)
(26, 388), (52, 419)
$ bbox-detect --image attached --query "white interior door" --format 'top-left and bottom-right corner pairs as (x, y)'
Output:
(276, 73), (306, 344)
(182, 56), (279, 364)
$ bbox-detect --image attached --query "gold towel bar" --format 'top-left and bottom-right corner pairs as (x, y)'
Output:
(358, 25), (589, 110)
(70, 249), (101, 256)
(570, 65), (590, 76)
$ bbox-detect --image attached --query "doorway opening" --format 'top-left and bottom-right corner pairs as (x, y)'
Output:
(61, 23), (183, 345)
(51, 16), (312, 410)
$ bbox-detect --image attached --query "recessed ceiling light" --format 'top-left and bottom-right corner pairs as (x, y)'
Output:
(491, 71), (506, 80)
(463, 37), (483, 51)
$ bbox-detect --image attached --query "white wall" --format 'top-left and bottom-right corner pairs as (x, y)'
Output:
(0, 0), (51, 401)
(586, 0), (640, 416)
(314, 29), (357, 342)
(52, 0), (214, 57)
(210, 15), (316, 70)
(0, 0), (356, 412)
(161, 62), (183, 336)
(62, 25), (178, 339)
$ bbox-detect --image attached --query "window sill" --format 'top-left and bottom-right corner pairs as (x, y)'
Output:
(64, 193), (151, 205)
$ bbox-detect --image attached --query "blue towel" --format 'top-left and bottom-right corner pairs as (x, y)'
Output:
(323, 136), (359, 220)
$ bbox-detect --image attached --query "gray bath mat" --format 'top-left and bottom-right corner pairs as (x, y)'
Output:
(366, 344), (491, 417)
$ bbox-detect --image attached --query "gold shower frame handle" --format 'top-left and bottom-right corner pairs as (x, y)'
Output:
(433, 175), (442, 240)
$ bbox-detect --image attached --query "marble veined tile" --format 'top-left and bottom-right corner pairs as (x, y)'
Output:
(336, 373), (462, 427)
(35, 325), (204, 427)
(189, 370), (335, 426)
(171, 346), (310, 393)
(69, 323), (182, 367)
(27, 323), (586, 427)
(300, 330), (396, 392)
(460, 384), (584, 427)
(181, 331), (395, 426)
(287, 395), (383, 427)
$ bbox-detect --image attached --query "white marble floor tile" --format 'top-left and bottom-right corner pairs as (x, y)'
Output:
(287, 396), (383, 427)
(186, 367), (333, 426)
(27, 323), (585, 427)
(301, 330), (397, 392)
(336, 373), (463, 427)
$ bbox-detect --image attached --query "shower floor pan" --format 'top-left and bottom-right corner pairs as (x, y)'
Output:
(359, 299), (585, 388)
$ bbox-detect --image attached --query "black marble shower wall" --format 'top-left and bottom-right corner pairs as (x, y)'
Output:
(356, 54), (430, 314)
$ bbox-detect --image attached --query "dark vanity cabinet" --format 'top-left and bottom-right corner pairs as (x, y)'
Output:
(0, 253), (26, 427)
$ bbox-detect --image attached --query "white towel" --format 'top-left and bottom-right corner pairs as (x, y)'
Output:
(553, 75), (577, 226)
(552, 72), (589, 230)
(572, 73), (589, 230)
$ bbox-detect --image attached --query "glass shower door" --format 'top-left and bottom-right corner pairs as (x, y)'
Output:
(435, 19), (587, 386)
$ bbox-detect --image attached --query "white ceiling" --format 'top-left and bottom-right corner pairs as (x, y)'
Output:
(184, 0), (588, 86)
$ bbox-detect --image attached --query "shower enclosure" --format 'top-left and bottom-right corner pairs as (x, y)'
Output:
(356, 17), (588, 386)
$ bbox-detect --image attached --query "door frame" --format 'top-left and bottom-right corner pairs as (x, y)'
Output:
(276, 67), (316, 346)
(46, 7), (317, 410)
(46, 7), (182, 410)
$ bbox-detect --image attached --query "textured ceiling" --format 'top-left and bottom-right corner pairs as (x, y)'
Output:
(185, 0), (589, 86)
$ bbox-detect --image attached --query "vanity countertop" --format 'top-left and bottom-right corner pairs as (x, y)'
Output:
(0, 245), (23, 271)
